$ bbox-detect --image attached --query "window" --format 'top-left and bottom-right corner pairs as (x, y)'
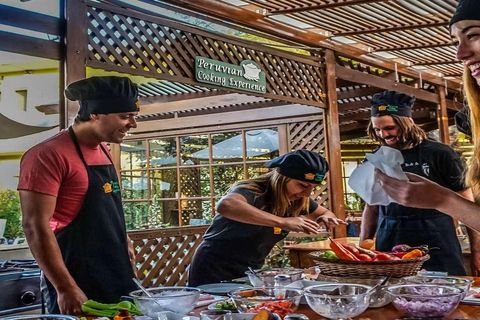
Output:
(120, 128), (280, 230)
(342, 160), (364, 211)
(16, 89), (28, 111)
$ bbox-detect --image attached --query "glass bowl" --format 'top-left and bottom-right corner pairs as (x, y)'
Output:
(245, 268), (304, 287)
(387, 284), (463, 318)
(402, 276), (473, 298)
(129, 286), (201, 317)
(303, 284), (371, 319)
(229, 287), (303, 319)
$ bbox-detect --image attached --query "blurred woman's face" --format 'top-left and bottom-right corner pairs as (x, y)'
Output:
(285, 179), (318, 201)
(451, 20), (480, 87)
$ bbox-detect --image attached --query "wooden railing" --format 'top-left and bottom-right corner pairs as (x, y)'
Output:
(128, 225), (208, 287)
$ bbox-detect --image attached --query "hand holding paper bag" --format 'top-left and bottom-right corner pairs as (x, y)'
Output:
(348, 146), (408, 206)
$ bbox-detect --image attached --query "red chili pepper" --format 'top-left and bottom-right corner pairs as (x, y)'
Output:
(329, 238), (360, 261)
(373, 252), (394, 261)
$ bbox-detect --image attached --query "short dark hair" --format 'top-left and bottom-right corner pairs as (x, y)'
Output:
(74, 109), (92, 123)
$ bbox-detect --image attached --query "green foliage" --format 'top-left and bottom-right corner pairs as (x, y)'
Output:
(0, 190), (24, 238)
(345, 193), (365, 211)
(265, 241), (290, 268)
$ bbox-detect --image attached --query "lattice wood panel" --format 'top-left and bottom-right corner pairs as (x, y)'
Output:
(86, 2), (326, 107)
(129, 225), (208, 287)
(287, 120), (329, 208)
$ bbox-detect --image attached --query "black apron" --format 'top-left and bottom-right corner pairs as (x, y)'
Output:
(188, 226), (286, 286)
(41, 126), (137, 313)
(375, 143), (466, 275)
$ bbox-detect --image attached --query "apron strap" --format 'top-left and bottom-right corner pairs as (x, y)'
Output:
(68, 126), (88, 168)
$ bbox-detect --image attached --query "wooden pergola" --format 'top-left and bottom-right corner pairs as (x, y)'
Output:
(0, 0), (466, 286)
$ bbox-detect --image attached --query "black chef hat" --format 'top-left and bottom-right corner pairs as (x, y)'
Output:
(455, 106), (472, 137)
(450, 0), (480, 27)
(65, 76), (139, 114)
(371, 91), (415, 118)
(265, 149), (328, 183)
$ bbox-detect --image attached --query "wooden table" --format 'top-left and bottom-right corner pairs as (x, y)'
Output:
(193, 277), (480, 320)
(284, 237), (361, 269)
(292, 300), (480, 319)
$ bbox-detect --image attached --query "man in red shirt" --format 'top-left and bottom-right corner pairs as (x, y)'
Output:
(18, 76), (139, 315)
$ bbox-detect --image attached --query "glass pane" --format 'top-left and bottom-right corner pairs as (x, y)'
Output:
(121, 140), (147, 170)
(151, 169), (178, 199)
(122, 202), (148, 231)
(180, 167), (210, 197)
(211, 131), (242, 164)
(160, 200), (180, 227)
(213, 165), (244, 196)
(247, 163), (271, 179)
(246, 128), (279, 160)
(121, 171), (148, 200)
(181, 199), (213, 225)
(180, 134), (209, 165)
(149, 138), (177, 168)
(149, 198), (179, 228)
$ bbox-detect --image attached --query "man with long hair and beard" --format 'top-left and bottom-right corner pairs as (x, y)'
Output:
(360, 90), (478, 275)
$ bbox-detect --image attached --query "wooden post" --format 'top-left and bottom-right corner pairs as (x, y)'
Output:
(325, 49), (346, 238)
(437, 86), (450, 145)
(62, 0), (87, 128)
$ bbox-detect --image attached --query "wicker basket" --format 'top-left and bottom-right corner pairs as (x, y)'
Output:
(309, 251), (430, 278)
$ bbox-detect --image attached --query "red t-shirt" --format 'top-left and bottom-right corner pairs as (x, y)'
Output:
(18, 130), (112, 233)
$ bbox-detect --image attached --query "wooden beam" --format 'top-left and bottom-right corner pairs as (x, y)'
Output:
(335, 66), (440, 103)
(63, 0), (88, 128)
(267, 0), (385, 15)
(129, 115), (322, 140)
(335, 22), (449, 37)
(0, 4), (63, 36)
(139, 93), (267, 115)
(338, 100), (371, 112)
(437, 87), (450, 145)
(375, 42), (452, 52)
(337, 86), (383, 100)
(139, 90), (229, 105)
(413, 60), (460, 66)
(132, 104), (322, 133)
(150, 0), (460, 91)
(0, 31), (61, 60)
(324, 49), (346, 238)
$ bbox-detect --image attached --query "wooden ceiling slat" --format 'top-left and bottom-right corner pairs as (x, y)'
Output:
(268, 0), (387, 15)
(334, 21), (448, 37)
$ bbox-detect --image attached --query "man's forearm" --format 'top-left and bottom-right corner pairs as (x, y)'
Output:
(24, 224), (78, 293)
(360, 205), (379, 242)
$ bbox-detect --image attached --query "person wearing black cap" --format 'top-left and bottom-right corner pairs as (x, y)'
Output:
(360, 90), (474, 275)
(188, 150), (345, 286)
(18, 76), (140, 314)
(374, 0), (480, 276)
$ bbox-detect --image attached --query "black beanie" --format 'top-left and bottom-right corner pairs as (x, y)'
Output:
(450, 0), (480, 27)
(265, 150), (328, 183)
(371, 91), (415, 118)
(65, 76), (139, 114)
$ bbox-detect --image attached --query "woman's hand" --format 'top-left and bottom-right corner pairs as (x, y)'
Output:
(317, 211), (347, 231)
(280, 217), (320, 234)
(375, 169), (449, 210)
